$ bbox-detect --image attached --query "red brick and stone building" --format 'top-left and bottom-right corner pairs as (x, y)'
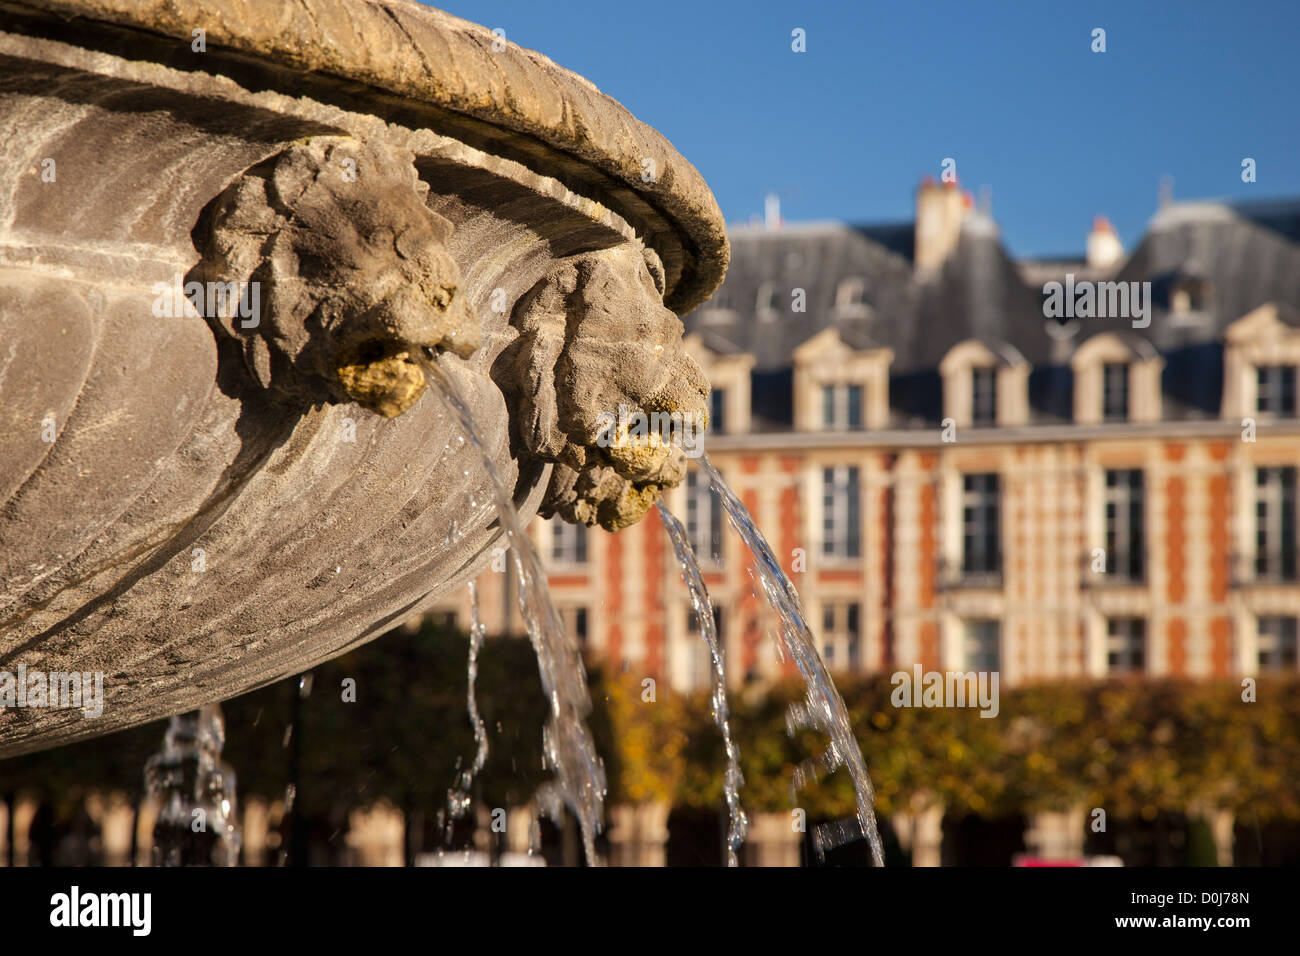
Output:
(433, 183), (1300, 864)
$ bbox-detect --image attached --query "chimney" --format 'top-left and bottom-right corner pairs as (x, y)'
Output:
(914, 176), (967, 271)
(764, 193), (781, 231)
(1158, 174), (1174, 210)
(1086, 215), (1123, 270)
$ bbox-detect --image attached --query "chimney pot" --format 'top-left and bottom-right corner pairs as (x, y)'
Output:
(764, 193), (781, 231)
(1086, 215), (1123, 270)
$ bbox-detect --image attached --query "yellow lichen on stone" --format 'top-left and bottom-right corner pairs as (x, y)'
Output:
(335, 351), (426, 418)
(605, 420), (674, 483)
(600, 482), (660, 531)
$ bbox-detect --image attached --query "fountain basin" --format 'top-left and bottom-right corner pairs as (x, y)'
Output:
(0, 0), (726, 755)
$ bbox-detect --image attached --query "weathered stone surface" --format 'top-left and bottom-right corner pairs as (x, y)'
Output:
(0, 0), (727, 756)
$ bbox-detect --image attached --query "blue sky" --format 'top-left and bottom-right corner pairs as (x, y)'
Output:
(433, 0), (1300, 258)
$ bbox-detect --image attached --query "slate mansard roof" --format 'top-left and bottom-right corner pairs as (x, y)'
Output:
(682, 196), (1300, 430)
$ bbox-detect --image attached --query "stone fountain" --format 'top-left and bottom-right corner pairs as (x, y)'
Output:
(0, 0), (725, 756)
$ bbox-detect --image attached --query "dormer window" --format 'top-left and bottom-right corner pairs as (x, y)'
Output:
(1171, 277), (1212, 314)
(1070, 333), (1162, 425)
(939, 339), (1030, 429)
(1102, 362), (1130, 421)
(822, 383), (863, 430)
(834, 278), (870, 318)
(1257, 365), (1297, 417)
(683, 332), (755, 437)
(793, 328), (893, 431)
(709, 387), (728, 434)
(756, 282), (780, 319)
(1221, 304), (1300, 422)
(970, 366), (997, 426)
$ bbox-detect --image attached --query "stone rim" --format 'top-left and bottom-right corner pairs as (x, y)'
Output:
(12, 0), (730, 314)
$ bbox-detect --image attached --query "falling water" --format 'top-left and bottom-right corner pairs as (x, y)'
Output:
(418, 350), (607, 865)
(656, 501), (748, 866)
(143, 703), (241, 866)
(442, 579), (490, 842)
(698, 453), (885, 866)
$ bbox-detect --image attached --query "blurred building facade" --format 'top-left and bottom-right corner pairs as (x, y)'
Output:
(445, 181), (1300, 695)
(418, 182), (1300, 865)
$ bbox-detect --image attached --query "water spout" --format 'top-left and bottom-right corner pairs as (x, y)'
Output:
(443, 579), (490, 842)
(417, 350), (607, 865)
(657, 501), (749, 866)
(698, 454), (885, 866)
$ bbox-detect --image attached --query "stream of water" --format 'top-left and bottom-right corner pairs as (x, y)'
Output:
(657, 501), (748, 866)
(441, 579), (490, 847)
(143, 703), (241, 866)
(419, 350), (607, 865)
(698, 453), (885, 866)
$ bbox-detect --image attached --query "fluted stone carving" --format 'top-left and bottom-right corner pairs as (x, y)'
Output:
(0, 0), (727, 756)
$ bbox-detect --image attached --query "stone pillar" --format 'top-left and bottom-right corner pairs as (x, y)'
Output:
(1211, 809), (1235, 867)
(134, 796), (160, 867)
(607, 806), (636, 866)
(345, 802), (405, 867)
(607, 802), (669, 867)
(505, 806), (536, 857)
(748, 812), (801, 867)
(241, 798), (271, 867)
(12, 796), (36, 867)
(474, 804), (494, 855)
(92, 792), (136, 867)
(1023, 806), (1086, 861)
(893, 799), (944, 867)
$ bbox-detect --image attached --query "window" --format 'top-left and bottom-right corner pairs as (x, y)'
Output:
(836, 278), (866, 309)
(1104, 469), (1145, 581)
(685, 470), (724, 565)
(822, 467), (861, 559)
(686, 605), (723, 637)
(964, 620), (1000, 671)
(1255, 467), (1297, 581)
(1102, 362), (1130, 422)
(821, 602), (862, 671)
(1107, 618), (1146, 674)
(961, 474), (1000, 576)
(550, 520), (588, 565)
(1256, 365), (1297, 417)
(821, 383), (864, 430)
(1258, 616), (1298, 672)
(971, 367), (997, 426)
(560, 606), (589, 650)
(708, 388), (727, 435)
(685, 606), (723, 690)
(756, 282), (780, 317)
